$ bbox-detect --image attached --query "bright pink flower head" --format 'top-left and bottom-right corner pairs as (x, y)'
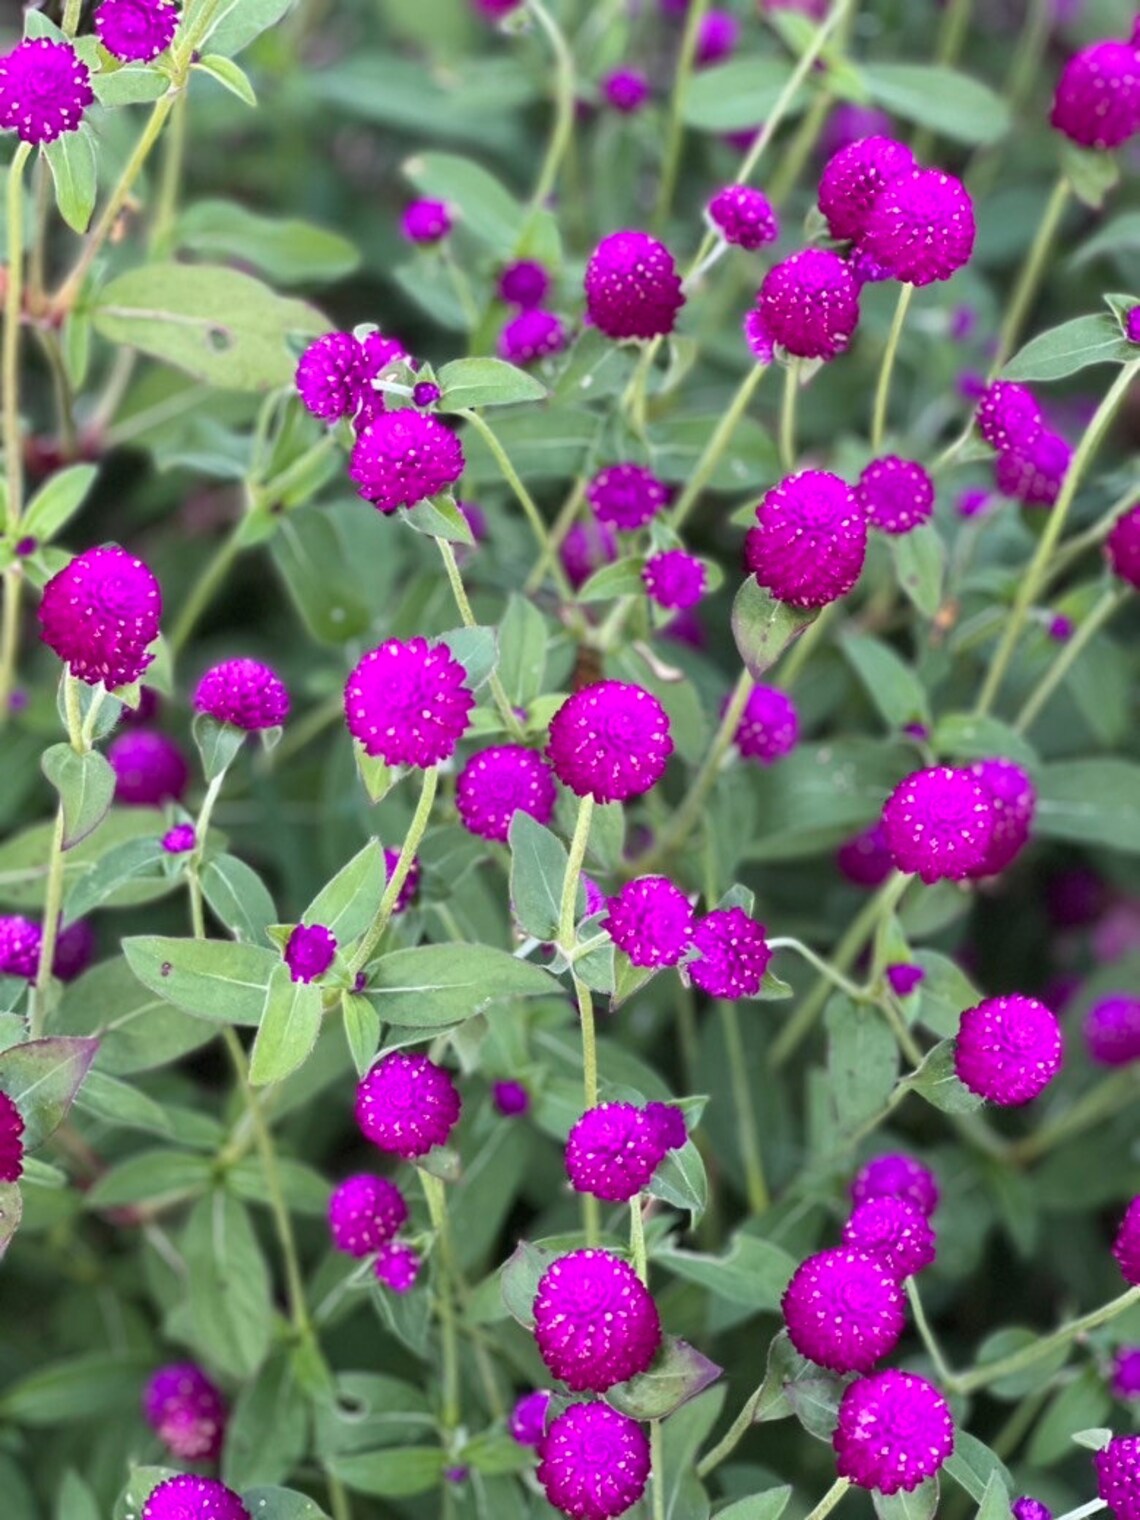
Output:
(0, 39), (93, 144)
(510, 1388), (551, 1447)
(328, 1174), (408, 1256)
(143, 1363), (228, 1463)
(834, 1370), (954, 1493)
(708, 185), (779, 250)
(162, 823), (195, 854)
(295, 332), (367, 422)
(696, 10), (739, 66)
(498, 309), (568, 366)
(955, 994), (1063, 1106)
(355, 1050), (461, 1158)
(1127, 308), (1140, 344)
(995, 430), (1072, 508)
(975, 381), (1044, 454)
(882, 765), (995, 884)
(283, 923), (337, 984)
(345, 636), (473, 766)
(0, 1091), (24, 1183)
(374, 1240), (421, 1293)
(383, 847), (421, 914)
(402, 198), (452, 243)
(605, 876), (695, 968)
(782, 1247), (906, 1373)
(565, 1100), (686, 1201)
(39, 544), (162, 688)
(1114, 1349), (1140, 1400)
(842, 1196), (936, 1280)
(1051, 42), (1140, 149)
(818, 136), (915, 241)
(887, 962), (925, 998)
(587, 463), (669, 530)
(746, 469), (868, 608)
(1107, 504), (1140, 590)
(858, 456), (935, 536)
(499, 260), (550, 309)
(851, 1152), (939, 1217)
(108, 731), (188, 806)
(0, 915), (42, 980)
(584, 230), (685, 341)
(493, 1080), (530, 1117)
(533, 1248), (661, 1391)
(474, 0), (523, 15)
(968, 757), (1036, 876)
(546, 681), (673, 803)
(1096, 1435), (1140, 1520)
(95, 0), (179, 62)
(349, 410), (464, 513)
(194, 658), (290, 731)
(457, 744), (557, 843)
(860, 167), (976, 286)
(537, 1402), (650, 1520)
(602, 68), (650, 113)
(1116, 1199), (1140, 1285)
(642, 549), (706, 610)
(1085, 995), (1140, 1067)
(1011, 1499), (1053, 1520)
(837, 822), (894, 887)
(561, 518), (618, 590)
(141, 1475), (249, 1520)
(757, 248), (861, 360)
(689, 907), (771, 999)
(733, 684), (798, 764)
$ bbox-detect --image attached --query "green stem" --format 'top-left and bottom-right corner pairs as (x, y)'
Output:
(575, 975), (600, 1246)
(630, 1196), (647, 1282)
(766, 89), (833, 208)
(906, 1277), (955, 1384)
(695, 1383), (766, 1478)
(558, 793), (595, 952)
(62, 0), (84, 34)
(527, 0), (577, 215)
(671, 365), (767, 531)
(1014, 588), (1125, 734)
(435, 537), (525, 738)
(421, 1169), (462, 1430)
(0, 570), (23, 725)
(654, 0), (711, 229)
(525, 475), (585, 594)
(350, 766), (439, 972)
(990, 177), (1070, 378)
(325, 1474), (352, 1520)
(911, 0), (973, 157)
(4, 142), (32, 534)
(779, 361), (799, 472)
(1010, 1067), (1140, 1165)
(150, 89), (188, 257)
(1043, 485), (1140, 591)
(652, 1420), (666, 1520)
(950, 1285), (1140, 1396)
(773, 602), (834, 690)
(766, 937), (868, 1003)
(720, 1001), (768, 1213)
(29, 807), (66, 1040)
(803, 1478), (851, 1520)
(871, 283), (914, 450)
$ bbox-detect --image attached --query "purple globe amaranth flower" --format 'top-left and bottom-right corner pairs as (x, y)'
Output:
(746, 469), (868, 608)
(537, 1402), (650, 1520)
(108, 731), (188, 806)
(957, 486), (993, 519)
(195, 658), (290, 731)
(533, 1248), (661, 1391)
(1011, 1500), (1053, 1520)
(602, 68), (649, 113)
(355, 1050), (461, 1159)
(546, 681), (673, 803)
(1048, 612), (1073, 641)
(1116, 1199), (1140, 1285)
(605, 876), (695, 968)
(143, 1363), (227, 1464)
(498, 309), (567, 366)
(976, 381), (1044, 454)
(474, 0), (523, 14)
(283, 923), (337, 984)
(782, 1247), (906, 1373)
(53, 918), (94, 983)
(565, 1100), (686, 1202)
(886, 962), (925, 998)
(383, 844), (422, 913)
(1114, 1349), (1140, 1400)
(696, 9), (739, 66)
(492, 1080), (530, 1117)
(852, 1152), (939, 1217)
(882, 765), (996, 884)
(39, 544), (162, 689)
(1096, 1435), (1140, 1520)
(402, 198), (452, 243)
(328, 1174), (408, 1256)
(349, 410), (464, 513)
(817, 136), (915, 242)
(955, 994), (1063, 1106)
(141, 1476), (250, 1520)
(510, 1388), (551, 1447)
(757, 248), (861, 360)
(561, 518), (618, 590)
(743, 306), (775, 365)
(374, 1240), (421, 1293)
(968, 757), (1036, 877)
(842, 1196), (936, 1280)
(587, 463), (669, 530)
(584, 230), (685, 341)
(707, 184), (779, 250)
(162, 823), (196, 854)
(412, 381), (440, 408)
(95, 0), (178, 62)
(1126, 307), (1140, 343)
(837, 822), (894, 887)
(642, 549), (706, 610)
(858, 456), (935, 536)
(0, 915), (44, 979)
(1107, 504), (1140, 589)
(1085, 995), (1140, 1066)
(834, 1370), (954, 1493)
(499, 259), (550, 309)
(457, 744), (557, 843)
(859, 167), (976, 286)
(995, 430), (1072, 508)
(1052, 41), (1140, 149)
(689, 907), (772, 999)
(732, 683), (798, 764)
(0, 1091), (25, 1183)
(295, 332), (367, 422)
(345, 636), (473, 767)
(0, 39), (93, 144)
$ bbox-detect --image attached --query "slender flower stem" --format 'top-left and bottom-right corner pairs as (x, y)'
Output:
(871, 283), (914, 450)
(906, 1277), (955, 1385)
(435, 538), (525, 739)
(4, 142), (32, 534)
(779, 361), (799, 472)
(630, 1196), (648, 1282)
(1010, 1067), (1140, 1165)
(773, 602), (834, 690)
(654, 0), (711, 230)
(350, 767), (439, 972)
(1042, 485), (1140, 591)
(29, 808), (65, 1040)
(696, 1383), (766, 1478)
(558, 794), (595, 953)
(949, 1285), (1140, 1396)
(1015, 588), (1125, 735)
(766, 89), (833, 208)
(651, 1420), (666, 1520)
(575, 975), (601, 1246)
(527, 0), (577, 216)
(170, 522), (244, 654)
(766, 938), (867, 1002)
(1054, 1501), (1108, 1520)
(150, 89), (189, 257)
(803, 1478), (852, 1520)
(0, 570), (23, 725)
(990, 176), (1070, 378)
(720, 1001), (769, 1213)
(421, 1169), (462, 1430)
(62, 0), (84, 33)
(672, 366), (767, 531)
(525, 475), (585, 594)
(326, 1475), (352, 1520)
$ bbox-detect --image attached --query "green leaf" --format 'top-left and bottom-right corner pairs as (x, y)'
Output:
(825, 994), (899, 1133)
(368, 943), (559, 1027)
(1060, 140), (1120, 210)
(0, 1036), (98, 1148)
(342, 992), (380, 1076)
(1035, 760), (1140, 852)
(607, 1335), (722, 1421)
(403, 494), (476, 546)
(304, 839), (386, 945)
(649, 412), (778, 491)
(113, 1469), (179, 1520)
(0, 1352), (151, 1425)
(873, 1477), (939, 1520)
(222, 1350), (310, 1489)
(437, 357), (546, 411)
(41, 745), (115, 849)
(913, 951), (981, 1039)
(508, 812), (568, 940)
(1072, 209), (1140, 268)
(85, 1148), (213, 1209)
(841, 632), (930, 730)
(272, 509), (374, 642)
(1002, 314), (1136, 382)
(717, 1487), (793, 1520)
(683, 54), (804, 131)
(905, 1039), (982, 1114)
(497, 594), (547, 705)
(646, 1140), (708, 1223)
(442, 624), (498, 690)
(193, 712), (248, 781)
(73, 1067), (172, 1137)
(201, 0), (298, 56)
(248, 962), (324, 1085)
(55, 1471), (100, 1520)
(90, 66), (168, 105)
(859, 62), (1010, 145)
(404, 151), (524, 252)
(943, 1433), (1013, 1502)
(1027, 1366), (1112, 1467)
(312, 1372), (433, 1458)
(890, 524), (945, 618)
(183, 1190), (273, 1379)
(499, 1238), (559, 1328)
(932, 713), (1037, 771)
(202, 854), (277, 944)
(371, 1271), (433, 1356)
(176, 200), (359, 285)
(239, 1491), (330, 1520)
(353, 744), (396, 804)
(0, 1182), (21, 1259)
(577, 556), (646, 603)
(62, 834), (167, 919)
(21, 464), (97, 542)
(42, 126), (97, 234)
(325, 1446), (445, 1499)
(123, 935), (280, 1024)
(732, 579), (817, 680)
(786, 1372), (848, 1441)
(655, 1233), (797, 1310)
(194, 53), (258, 106)
(53, 956), (216, 1074)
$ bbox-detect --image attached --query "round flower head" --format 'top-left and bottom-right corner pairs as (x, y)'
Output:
(783, 1247), (906, 1373)
(510, 1388), (551, 1447)
(743, 306), (775, 364)
(355, 1050), (461, 1159)
(834, 1370), (954, 1493)
(402, 198), (452, 243)
(995, 431), (1072, 508)
(295, 332), (366, 422)
(537, 1402), (650, 1520)
(602, 68), (649, 113)
(708, 184), (779, 250)
(0, 39), (93, 144)
(842, 1196), (937, 1280)
(818, 136), (915, 242)
(344, 636), (473, 766)
(1052, 42), (1140, 149)
(498, 309), (567, 366)
(0, 915), (43, 979)
(584, 230), (685, 341)
(1085, 995), (1140, 1067)
(976, 381), (1044, 454)
(733, 684), (798, 764)
(1107, 504), (1140, 590)
(757, 248), (861, 360)
(696, 9), (739, 66)
(887, 962), (925, 998)
(1011, 1500), (1053, 1520)
(561, 517), (618, 590)
(0, 1091), (24, 1183)
(546, 681), (673, 803)
(413, 381), (440, 407)
(194, 658), (290, 731)
(533, 1248), (661, 1391)
(882, 765), (995, 884)
(955, 994), (1063, 1106)
(587, 463), (669, 530)
(1126, 308), (1140, 344)
(162, 823), (196, 855)
(746, 469), (868, 608)
(1097, 1435), (1140, 1520)
(688, 907), (772, 999)
(851, 1152), (939, 1217)
(39, 544), (162, 689)
(1116, 1199), (1140, 1285)
(499, 259), (550, 309)
(492, 1080), (530, 1117)
(858, 457), (935, 536)
(108, 731), (188, 807)
(374, 1241), (421, 1293)
(968, 757), (1036, 877)
(860, 167), (976, 286)
(141, 1476), (250, 1520)
(457, 744), (557, 843)
(95, 0), (178, 61)
(349, 410), (464, 513)
(283, 924), (337, 984)
(642, 549), (705, 610)
(605, 876), (695, 968)
(565, 1100), (686, 1202)
(328, 1174), (408, 1256)
(837, 822), (894, 887)
(143, 1363), (228, 1463)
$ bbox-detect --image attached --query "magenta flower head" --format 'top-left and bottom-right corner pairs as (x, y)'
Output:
(1052, 42), (1140, 148)
(143, 1363), (228, 1463)
(562, 518), (618, 590)
(746, 470), (868, 608)
(537, 1402), (650, 1520)
(733, 684), (799, 764)
(757, 248), (861, 360)
(1096, 1435), (1140, 1520)
(493, 1079), (530, 1117)
(195, 658), (290, 731)
(860, 167), (976, 286)
(744, 307), (775, 365)
(842, 1196), (937, 1280)
(108, 731), (188, 806)
(328, 1174), (408, 1256)
(882, 765), (995, 884)
(1116, 1199), (1140, 1286)
(1107, 504), (1140, 590)
(1011, 1500), (1053, 1520)
(498, 309), (568, 366)
(141, 1476), (249, 1520)
(1114, 1350), (1140, 1400)
(642, 549), (706, 610)
(602, 68), (649, 113)
(374, 1241), (421, 1293)
(457, 744), (557, 843)
(283, 923), (337, 984)
(696, 9), (739, 66)
(533, 1248), (661, 1391)
(0, 39), (93, 144)
(834, 1370), (954, 1493)
(995, 430), (1072, 508)
(955, 994), (1063, 1106)
(857, 457), (935, 536)
(295, 332), (366, 422)
(39, 544), (162, 689)
(565, 1100), (686, 1201)
(402, 198), (452, 244)
(587, 462), (669, 529)
(975, 381), (1044, 454)
(349, 410), (464, 513)
(162, 823), (196, 855)
(345, 636), (473, 766)
(474, 0), (523, 15)
(887, 962), (925, 998)
(968, 757), (1036, 877)
(782, 1247), (906, 1373)
(1085, 995), (1140, 1067)
(499, 260), (550, 309)
(689, 907), (772, 999)
(0, 1091), (25, 1183)
(817, 136), (915, 242)
(510, 1388), (551, 1447)
(837, 822), (894, 888)
(415, 382), (440, 406)
(851, 1152), (939, 1217)
(355, 1050), (461, 1158)
(584, 230), (685, 341)
(546, 681), (673, 803)
(605, 876), (695, 968)
(708, 185), (779, 250)
(95, 0), (178, 62)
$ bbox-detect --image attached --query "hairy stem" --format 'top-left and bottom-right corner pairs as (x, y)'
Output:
(436, 537), (525, 738)
(779, 360), (799, 473)
(871, 283), (914, 450)
(528, 0), (577, 216)
(990, 176), (1070, 377)
(720, 1000), (768, 1213)
(654, 0), (711, 230)
(558, 793), (595, 953)
(1015, 588), (1125, 734)
(630, 1196), (648, 1282)
(950, 1285), (1140, 1395)
(350, 766), (439, 972)
(671, 365), (767, 531)
(422, 1169), (462, 1430)
(4, 142), (32, 534)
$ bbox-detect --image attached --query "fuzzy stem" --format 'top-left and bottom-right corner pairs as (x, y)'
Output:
(766, 88), (833, 208)
(527, 0), (577, 216)
(436, 537), (525, 738)
(651, 1420), (666, 1520)
(654, 0), (711, 230)
(906, 1277), (955, 1385)
(695, 1383), (766, 1478)
(62, 0), (84, 33)
(150, 88), (189, 257)
(558, 793), (595, 953)
(720, 1000), (768, 1213)
(170, 522), (244, 654)
(630, 1196), (648, 1282)
(773, 603), (833, 690)
(4, 142), (32, 534)
(766, 937), (868, 1003)
(779, 361), (799, 473)
(575, 975), (600, 1246)
(1010, 1067), (1140, 1165)
(0, 571), (23, 725)
(29, 807), (65, 1040)
(421, 1169), (462, 1430)
(803, 1478), (852, 1520)
(350, 766), (439, 972)
(990, 177), (1071, 377)
(871, 283), (914, 451)
(671, 365), (767, 531)
(1014, 588), (1125, 735)
(525, 475), (585, 594)
(950, 1286), (1140, 1396)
